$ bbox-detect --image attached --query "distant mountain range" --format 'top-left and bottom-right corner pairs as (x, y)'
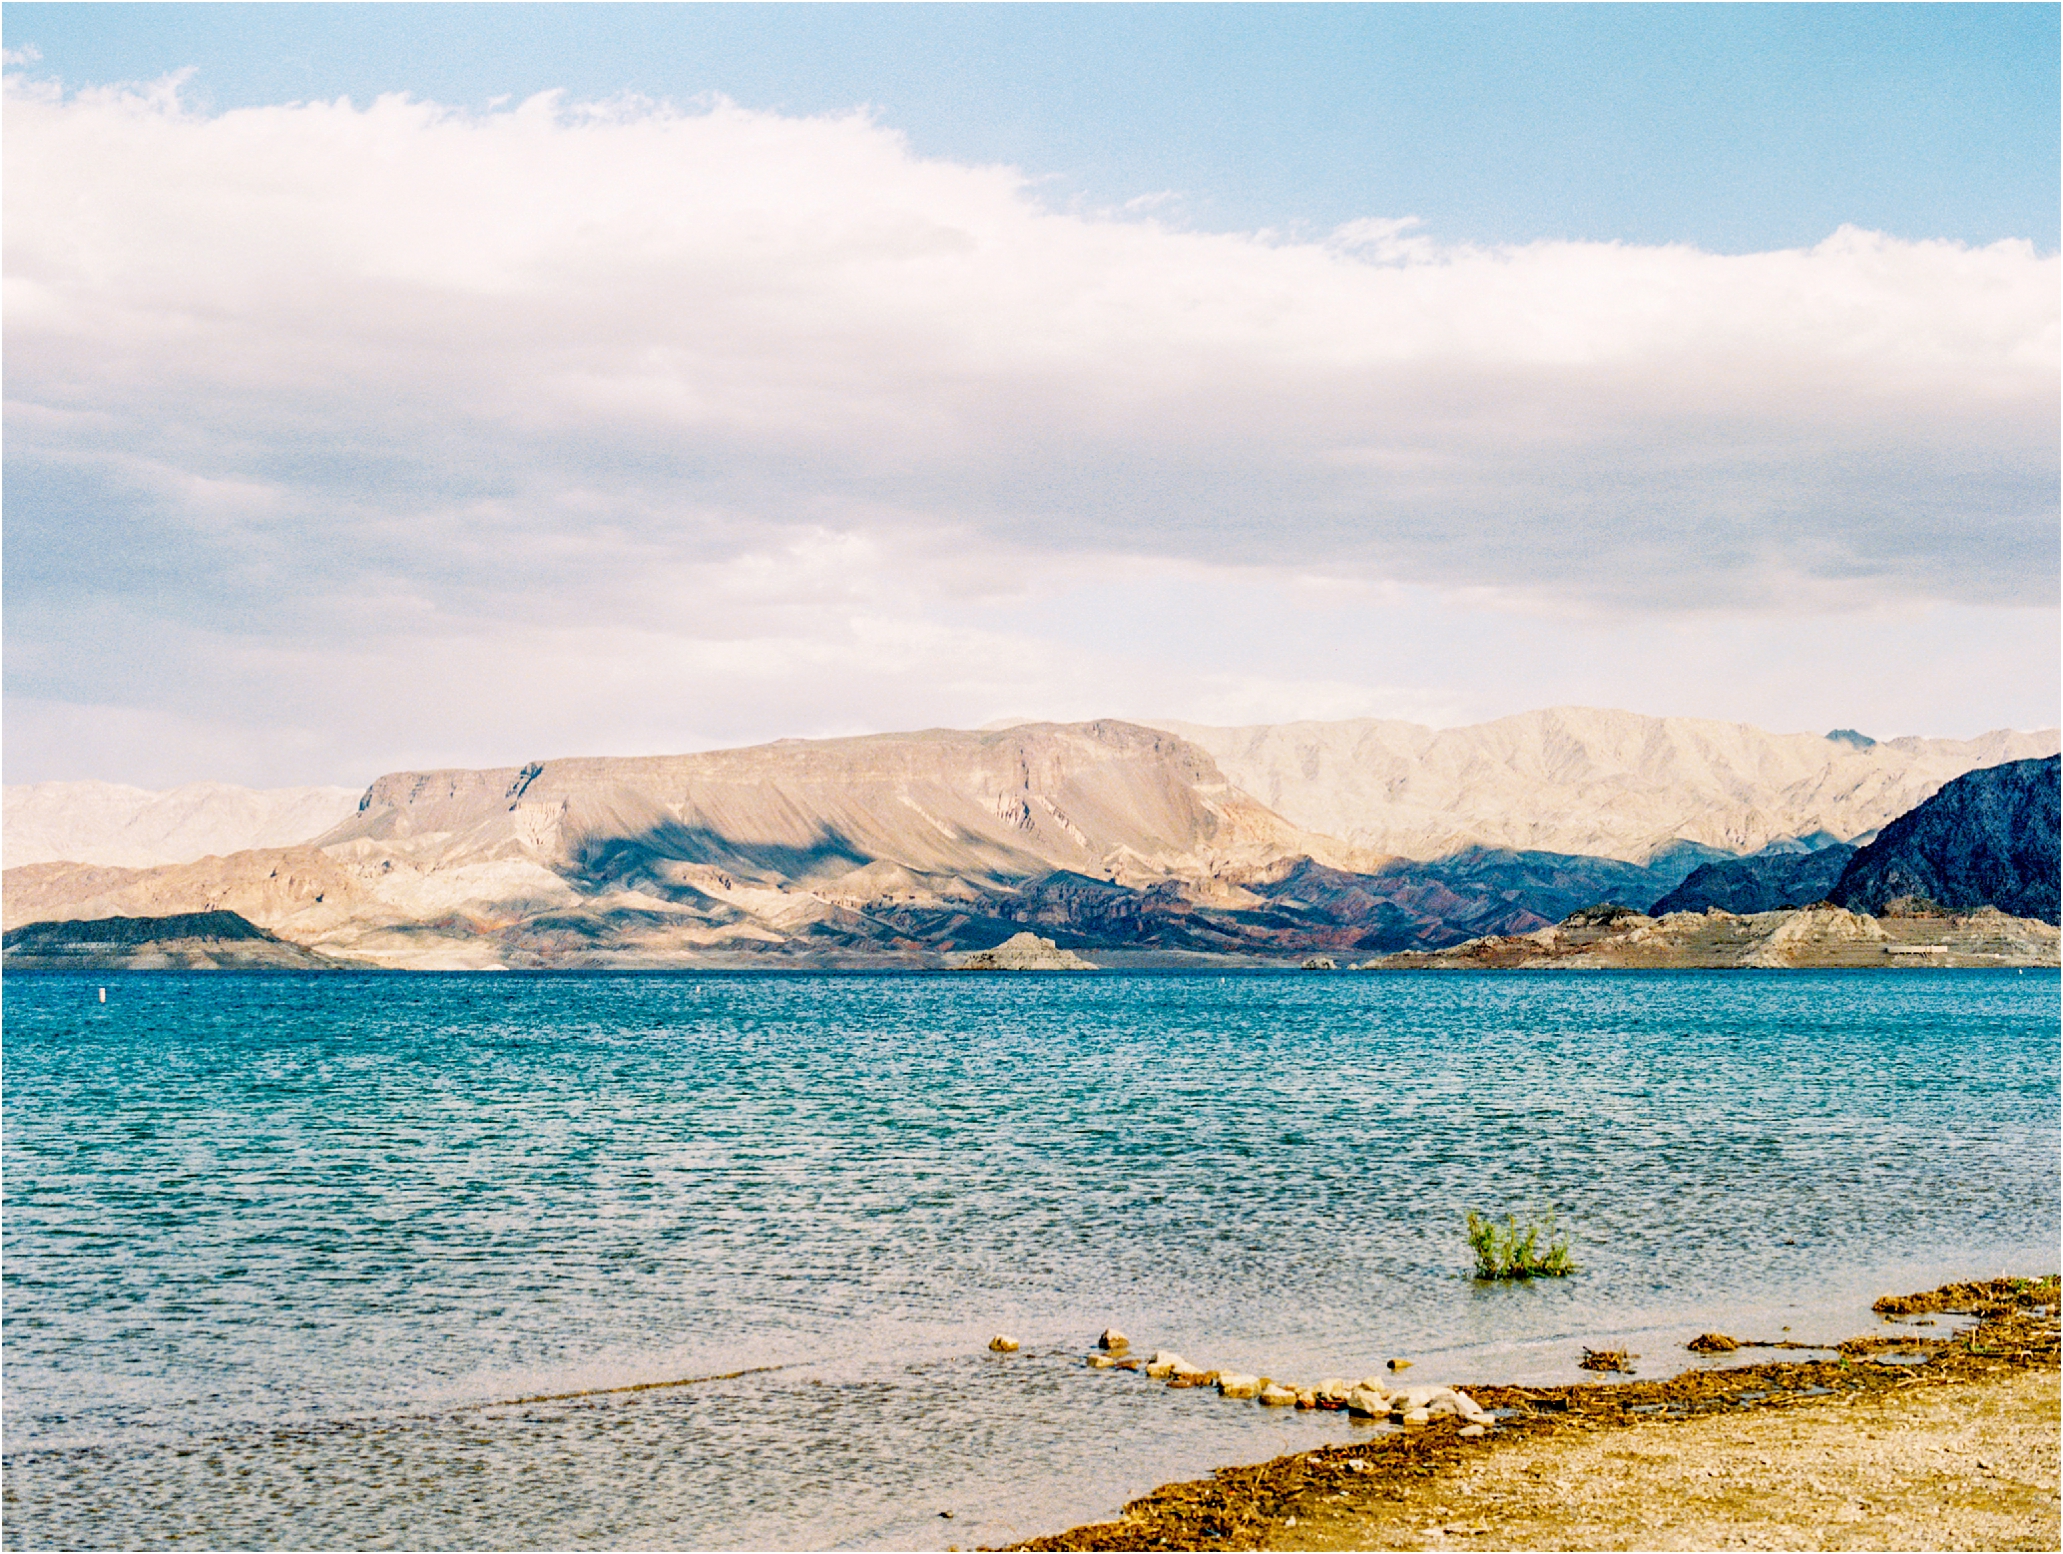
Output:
(4, 709), (2056, 966)
(2, 779), (360, 869)
(1157, 708), (2055, 863)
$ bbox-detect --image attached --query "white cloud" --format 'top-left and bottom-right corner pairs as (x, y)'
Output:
(3, 74), (2057, 784)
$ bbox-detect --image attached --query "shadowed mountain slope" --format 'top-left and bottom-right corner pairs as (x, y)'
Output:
(1649, 844), (1859, 916)
(1829, 756), (2061, 924)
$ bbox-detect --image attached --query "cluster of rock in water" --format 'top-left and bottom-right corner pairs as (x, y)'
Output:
(987, 1328), (1494, 1437)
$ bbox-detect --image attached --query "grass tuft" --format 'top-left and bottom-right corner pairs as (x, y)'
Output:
(1466, 1210), (1575, 1280)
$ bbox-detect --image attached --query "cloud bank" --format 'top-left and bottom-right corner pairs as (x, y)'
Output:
(4, 77), (2057, 783)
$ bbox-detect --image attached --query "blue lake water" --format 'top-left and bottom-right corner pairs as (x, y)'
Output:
(3, 969), (2057, 1549)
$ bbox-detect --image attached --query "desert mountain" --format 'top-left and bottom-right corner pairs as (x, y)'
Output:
(1829, 756), (2061, 924)
(3, 722), (1377, 967)
(1153, 707), (2059, 863)
(316, 719), (1344, 885)
(3, 780), (361, 868)
(10, 713), (2060, 969)
(1648, 843), (1859, 916)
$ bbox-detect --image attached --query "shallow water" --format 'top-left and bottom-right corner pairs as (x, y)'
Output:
(4, 969), (2056, 1548)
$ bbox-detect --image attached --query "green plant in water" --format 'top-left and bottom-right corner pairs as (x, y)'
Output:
(1466, 1210), (1575, 1280)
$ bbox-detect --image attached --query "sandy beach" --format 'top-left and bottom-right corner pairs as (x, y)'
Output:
(1009, 1278), (2060, 1553)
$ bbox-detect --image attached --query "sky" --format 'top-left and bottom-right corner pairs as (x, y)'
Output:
(4, 3), (2058, 789)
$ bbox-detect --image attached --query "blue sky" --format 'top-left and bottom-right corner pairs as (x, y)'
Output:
(9, 3), (2057, 250)
(3, 4), (2058, 787)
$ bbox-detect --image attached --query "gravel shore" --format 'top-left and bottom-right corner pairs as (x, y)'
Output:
(1006, 1277), (2060, 1553)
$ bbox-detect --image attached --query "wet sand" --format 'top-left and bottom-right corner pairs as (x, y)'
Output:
(1008, 1278), (2060, 1553)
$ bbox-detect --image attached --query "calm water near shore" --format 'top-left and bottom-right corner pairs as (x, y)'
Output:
(4, 969), (2057, 1549)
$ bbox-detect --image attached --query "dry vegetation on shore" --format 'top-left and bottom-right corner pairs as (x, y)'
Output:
(1005, 1278), (2060, 1553)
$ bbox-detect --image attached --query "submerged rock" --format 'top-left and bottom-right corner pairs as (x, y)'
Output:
(1687, 1332), (1739, 1353)
(1578, 1347), (1637, 1373)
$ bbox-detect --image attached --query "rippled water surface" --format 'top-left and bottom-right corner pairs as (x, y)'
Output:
(4, 970), (2057, 1548)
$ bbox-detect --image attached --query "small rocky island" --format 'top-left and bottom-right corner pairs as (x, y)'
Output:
(954, 932), (1099, 971)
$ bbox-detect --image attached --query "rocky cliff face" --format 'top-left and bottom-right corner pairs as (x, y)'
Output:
(1648, 844), (1858, 916)
(1829, 756), (2061, 924)
(1155, 708), (2059, 864)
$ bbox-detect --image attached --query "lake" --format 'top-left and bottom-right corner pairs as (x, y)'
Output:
(3, 969), (2056, 1548)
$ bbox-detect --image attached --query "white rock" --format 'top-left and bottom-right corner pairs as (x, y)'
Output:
(1458, 1423), (1488, 1439)
(1401, 1407), (1432, 1424)
(1345, 1387), (1390, 1418)
(1217, 1373), (1261, 1399)
(1143, 1351), (1185, 1379)
(987, 1335), (1019, 1353)
(1258, 1384), (1298, 1407)
(1098, 1328), (1130, 1352)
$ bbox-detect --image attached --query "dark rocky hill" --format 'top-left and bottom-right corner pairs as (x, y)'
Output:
(1649, 843), (1858, 916)
(2, 910), (341, 969)
(1829, 755), (2060, 924)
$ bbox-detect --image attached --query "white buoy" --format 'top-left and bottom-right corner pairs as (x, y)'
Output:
(99, 987), (107, 1003)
